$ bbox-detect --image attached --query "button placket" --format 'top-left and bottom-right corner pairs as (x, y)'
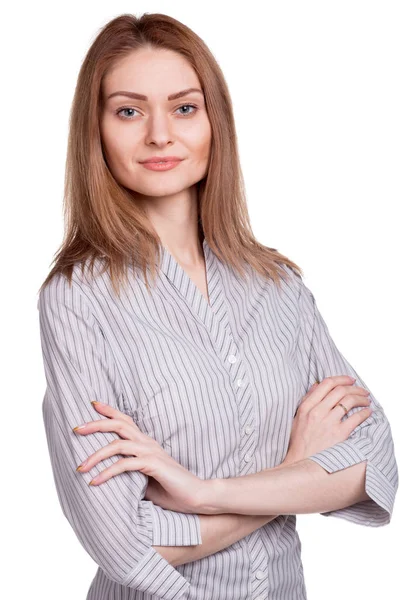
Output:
(225, 343), (267, 600)
(224, 342), (258, 473)
(195, 273), (257, 476)
(250, 551), (270, 600)
(255, 570), (265, 580)
(224, 343), (245, 387)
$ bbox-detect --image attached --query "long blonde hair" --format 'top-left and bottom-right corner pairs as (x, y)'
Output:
(39, 12), (303, 298)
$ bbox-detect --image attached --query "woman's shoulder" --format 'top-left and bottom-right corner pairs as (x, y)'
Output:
(274, 262), (305, 298)
(37, 260), (101, 314)
(277, 263), (317, 322)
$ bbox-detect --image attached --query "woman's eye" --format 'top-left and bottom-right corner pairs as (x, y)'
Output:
(116, 104), (198, 120)
(176, 104), (198, 116)
(116, 107), (138, 120)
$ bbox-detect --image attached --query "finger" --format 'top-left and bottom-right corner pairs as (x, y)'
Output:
(321, 386), (370, 413)
(76, 439), (139, 472)
(73, 417), (137, 440)
(329, 393), (371, 418)
(88, 457), (146, 485)
(340, 407), (373, 438)
(300, 375), (355, 412)
(294, 381), (320, 416)
(91, 400), (135, 424)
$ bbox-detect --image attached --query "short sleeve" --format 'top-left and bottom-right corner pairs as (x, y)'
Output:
(295, 273), (398, 527)
(38, 273), (201, 599)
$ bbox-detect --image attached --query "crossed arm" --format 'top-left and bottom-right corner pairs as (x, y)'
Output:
(153, 278), (398, 567)
(39, 273), (397, 600)
(154, 457), (370, 567)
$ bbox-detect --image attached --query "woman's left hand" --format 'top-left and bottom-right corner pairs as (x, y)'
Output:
(73, 400), (205, 514)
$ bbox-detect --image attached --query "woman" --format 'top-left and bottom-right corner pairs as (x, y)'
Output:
(38, 13), (398, 600)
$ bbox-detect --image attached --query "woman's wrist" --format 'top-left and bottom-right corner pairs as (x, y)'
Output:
(197, 458), (297, 515)
(198, 478), (227, 514)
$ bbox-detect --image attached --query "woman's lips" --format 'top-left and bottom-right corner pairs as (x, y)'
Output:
(140, 160), (183, 171)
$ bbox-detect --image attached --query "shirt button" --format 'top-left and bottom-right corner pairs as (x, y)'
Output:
(245, 425), (252, 435)
(244, 453), (252, 462)
(255, 570), (265, 580)
(237, 378), (243, 387)
(228, 354), (237, 363)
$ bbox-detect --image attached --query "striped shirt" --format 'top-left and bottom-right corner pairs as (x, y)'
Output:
(38, 238), (398, 600)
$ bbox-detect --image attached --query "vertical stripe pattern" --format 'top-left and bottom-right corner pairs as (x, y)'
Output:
(38, 238), (398, 599)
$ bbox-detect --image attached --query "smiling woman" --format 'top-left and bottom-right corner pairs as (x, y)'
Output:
(37, 10), (398, 600)
(98, 54), (212, 210)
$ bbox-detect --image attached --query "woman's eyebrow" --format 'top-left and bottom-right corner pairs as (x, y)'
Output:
(106, 88), (203, 101)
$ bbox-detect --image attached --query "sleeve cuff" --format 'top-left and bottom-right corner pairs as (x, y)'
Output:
(139, 499), (202, 546)
(307, 439), (397, 526)
(122, 546), (190, 599)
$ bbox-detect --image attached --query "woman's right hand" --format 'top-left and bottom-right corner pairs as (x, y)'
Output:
(284, 375), (373, 466)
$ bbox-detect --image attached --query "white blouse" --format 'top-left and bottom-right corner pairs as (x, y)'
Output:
(38, 238), (398, 599)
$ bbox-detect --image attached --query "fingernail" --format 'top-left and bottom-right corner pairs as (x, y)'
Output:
(91, 401), (101, 406)
(77, 458), (89, 471)
(73, 424), (87, 431)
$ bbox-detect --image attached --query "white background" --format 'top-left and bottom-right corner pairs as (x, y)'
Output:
(2, 1), (399, 598)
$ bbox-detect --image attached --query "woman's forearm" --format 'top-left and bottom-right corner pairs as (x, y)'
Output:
(153, 461), (294, 567)
(199, 457), (370, 515)
(154, 512), (279, 567)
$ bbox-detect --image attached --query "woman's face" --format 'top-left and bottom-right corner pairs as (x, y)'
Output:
(100, 47), (212, 200)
